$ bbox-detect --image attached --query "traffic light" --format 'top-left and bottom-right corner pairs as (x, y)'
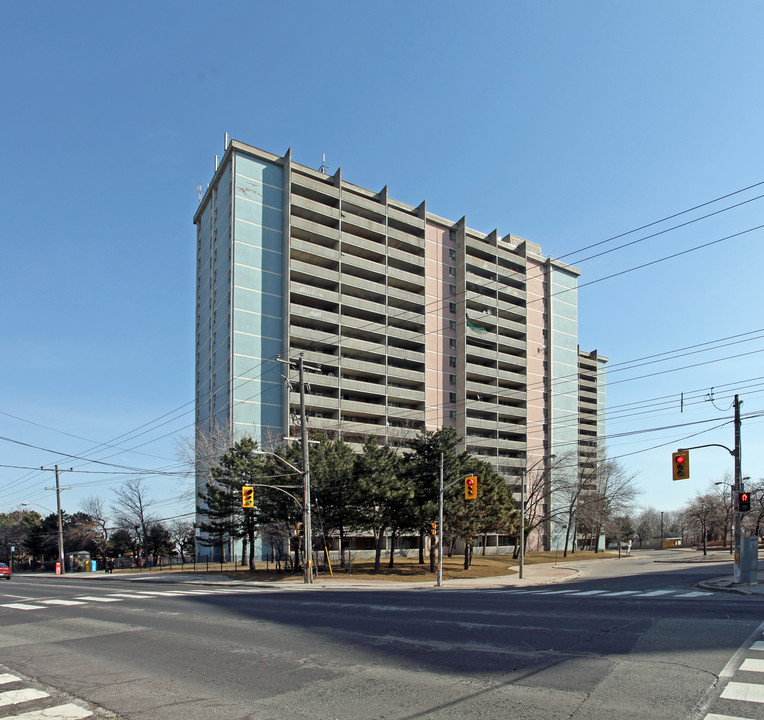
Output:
(739, 491), (751, 513)
(429, 522), (438, 536)
(296, 522), (304, 536)
(672, 451), (689, 481)
(241, 485), (255, 508)
(465, 475), (478, 500)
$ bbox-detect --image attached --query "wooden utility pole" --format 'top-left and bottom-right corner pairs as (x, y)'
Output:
(41, 465), (73, 575)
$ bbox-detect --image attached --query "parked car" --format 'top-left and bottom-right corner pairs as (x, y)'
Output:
(0, 563), (10, 580)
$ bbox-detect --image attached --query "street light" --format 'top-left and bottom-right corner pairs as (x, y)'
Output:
(22, 501), (65, 575)
(519, 454), (556, 580)
(252, 450), (312, 584)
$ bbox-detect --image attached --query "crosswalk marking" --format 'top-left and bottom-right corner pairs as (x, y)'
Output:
(9, 703), (93, 719)
(1, 603), (45, 610)
(750, 641), (764, 652)
(721, 681), (764, 703)
(0, 673), (20, 684)
(739, 658), (764, 673)
(40, 600), (87, 606)
(599, 590), (641, 596)
(673, 591), (713, 598)
(640, 590), (675, 597)
(0, 688), (49, 706)
(704, 714), (754, 719)
(73, 596), (122, 603)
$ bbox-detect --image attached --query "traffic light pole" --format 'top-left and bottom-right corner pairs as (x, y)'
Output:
(436, 455), (471, 587)
(679, 394), (744, 583)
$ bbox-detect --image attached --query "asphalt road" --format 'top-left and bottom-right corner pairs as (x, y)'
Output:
(0, 558), (763, 720)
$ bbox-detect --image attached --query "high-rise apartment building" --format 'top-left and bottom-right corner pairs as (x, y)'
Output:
(194, 138), (606, 550)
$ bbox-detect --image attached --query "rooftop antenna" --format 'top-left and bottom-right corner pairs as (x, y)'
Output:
(319, 153), (329, 174)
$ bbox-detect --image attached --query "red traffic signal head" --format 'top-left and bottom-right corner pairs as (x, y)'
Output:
(672, 451), (690, 480)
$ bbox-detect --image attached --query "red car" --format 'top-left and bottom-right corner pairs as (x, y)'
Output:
(0, 563), (11, 580)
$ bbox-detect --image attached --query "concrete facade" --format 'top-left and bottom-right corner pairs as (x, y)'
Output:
(194, 139), (606, 551)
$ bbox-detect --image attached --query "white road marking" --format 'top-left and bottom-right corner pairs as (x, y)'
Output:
(740, 658), (764, 673)
(570, 590), (607, 596)
(106, 593), (152, 598)
(1, 603), (45, 610)
(0, 688), (49, 706)
(750, 641), (764, 652)
(704, 714), (755, 719)
(0, 674), (20, 684)
(599, 590), (641, 596)
(721, 681), (764, 703)
(672, 591), (712, 598)
(8, 703), (93, 719)
(39, 600), (86, 606)
(73, 596), (122, 603)
(640, 590), (674, 597)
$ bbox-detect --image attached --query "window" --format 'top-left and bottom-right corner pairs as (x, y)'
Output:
(449, 338), (457, 350)
(448, 302), (456, 314)
(448, 266), (456, 277)
(449, 392), (457, 403)
(449, 410), (457, 421)
(449, 248), (456, 260)
(449, 374), (457, 386)
(449, 320), (457, 332)
(448, 284), (457, 296)
(449, 356), (457, 368)
(449, 228), (456, 243)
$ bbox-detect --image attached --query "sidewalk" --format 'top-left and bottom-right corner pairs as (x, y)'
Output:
(17, 551), (764, 594)
(21, 561), (579, 591)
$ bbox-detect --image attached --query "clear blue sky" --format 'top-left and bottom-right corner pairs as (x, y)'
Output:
(2, 1), (763, 522)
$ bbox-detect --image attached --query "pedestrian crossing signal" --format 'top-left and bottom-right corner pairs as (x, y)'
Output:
(739, 491), (751, 513)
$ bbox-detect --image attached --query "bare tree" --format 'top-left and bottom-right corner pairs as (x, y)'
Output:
(710, 473), (734, 550)
(167, 519), (194, 562)
(683, 493), (718, 555)
(577, 458), (641, 553)
(632, 506), (662, 548)
(519, 453), (575, 555)
(111, 478), (156, 557)
(176, 418), (235, 506)
(79, 496), (108, 542)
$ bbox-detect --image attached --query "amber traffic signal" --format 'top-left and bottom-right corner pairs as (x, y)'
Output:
(429, 522), (438, 536)
(241, 485), (255, 508)
(464, 475), (478, 500)
(672, 451), (689, 481)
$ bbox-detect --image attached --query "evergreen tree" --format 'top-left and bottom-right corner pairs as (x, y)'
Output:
(403, 427), (464, 570)
(354, 436), (408, 573)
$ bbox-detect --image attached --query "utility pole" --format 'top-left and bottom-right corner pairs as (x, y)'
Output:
(298, 354), (313, 584)
(41, 465), (72, 575)
(733, 394), (743, 583)
(437, 453), (444, 587)
(277, 353), (320, 584)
